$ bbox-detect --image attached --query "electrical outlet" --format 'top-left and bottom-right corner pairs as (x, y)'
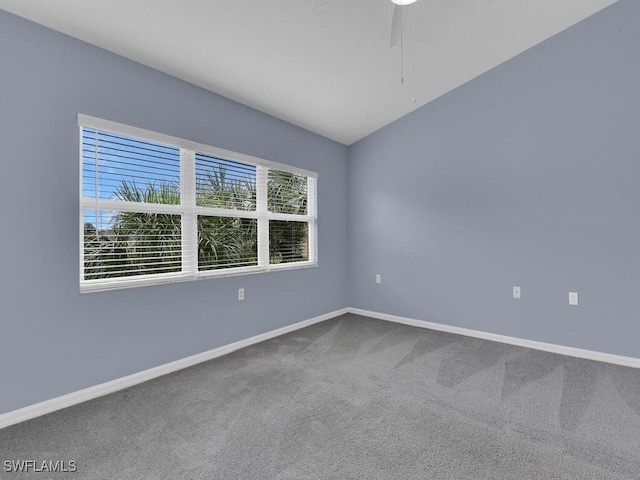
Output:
(238, 288), (244, 301)
(513, 286), (521, 299)
(569, 292), (578, 306)
(376, 274), (381, 284)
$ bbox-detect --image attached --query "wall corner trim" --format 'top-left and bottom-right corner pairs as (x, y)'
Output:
(0, 308), (349, 430)
(347, 308), (640, 369)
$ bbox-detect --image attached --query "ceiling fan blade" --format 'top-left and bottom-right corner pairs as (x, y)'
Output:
(389, 5), (404, 47)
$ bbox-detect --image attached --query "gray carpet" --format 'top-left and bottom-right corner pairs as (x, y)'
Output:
(1, 313), (640, 479)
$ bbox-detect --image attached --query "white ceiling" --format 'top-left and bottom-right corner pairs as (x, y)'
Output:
(0, 0), (617, 145)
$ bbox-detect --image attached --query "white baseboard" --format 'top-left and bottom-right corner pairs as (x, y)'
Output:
(0, 308), (349, 430)
(3, 306), (639, 430)
(347, 308), (640, 369)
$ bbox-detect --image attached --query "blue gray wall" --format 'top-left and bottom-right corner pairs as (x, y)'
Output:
(2, 0), (639, 416)
(0, 10), (349, 414)
(349, 0), (640, 358)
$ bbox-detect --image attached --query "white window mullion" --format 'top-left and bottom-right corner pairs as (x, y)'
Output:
(265, 212), (315, 222)
(79, 126), (87, 285)
(307, 176), (318, 263)
(79, 115), (316, 293)
(181, 149), (197, 277)
(194, 206), (260, 219)
(257, 166), (269, 267)
(80, 198), (185, 215)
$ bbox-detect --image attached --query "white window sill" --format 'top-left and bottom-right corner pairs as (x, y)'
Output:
(80, 262), (318, 294)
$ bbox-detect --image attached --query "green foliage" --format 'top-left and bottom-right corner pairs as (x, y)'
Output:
(196, 165), (259, 269)
(268, 171), (308, 264)
(84, 165), (309, 280)
(268, 170), (307, 215)
(197, 164), (257, 211)
(116, 180), (180, 205)
(198, 216), (257, 270)
(83, 183), (182, 279)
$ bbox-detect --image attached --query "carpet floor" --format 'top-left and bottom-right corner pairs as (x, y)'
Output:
(1, 313), (640, 479)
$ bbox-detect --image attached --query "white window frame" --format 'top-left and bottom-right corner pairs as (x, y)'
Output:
(79, 114), (318, 293)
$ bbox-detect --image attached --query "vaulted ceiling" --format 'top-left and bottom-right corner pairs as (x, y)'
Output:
(0, 0), (618, 144)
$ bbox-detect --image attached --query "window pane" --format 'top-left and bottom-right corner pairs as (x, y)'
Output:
(83, 210), (182, 280)
(269, 220), (309, 264)
(198, 216), (258, 271)
(267, 170), (307, 215)
(82, 129), (180, 204)
(195, 153), (256, 210)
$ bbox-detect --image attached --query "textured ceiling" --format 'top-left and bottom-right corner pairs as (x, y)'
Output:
(0, 0), (618, 144)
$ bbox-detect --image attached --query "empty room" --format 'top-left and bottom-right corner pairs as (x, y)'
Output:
(1, 0), (639, 478)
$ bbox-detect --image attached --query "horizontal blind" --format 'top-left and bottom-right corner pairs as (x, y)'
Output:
(83, 211), (182, 280)
(82, 128), (180, 204)
(267, 170), (308, 215)
(195, 152), (256, 211)
(198, 216), (258, 270)
(269, 220), (309, 264)
(79, 116), (317, 292)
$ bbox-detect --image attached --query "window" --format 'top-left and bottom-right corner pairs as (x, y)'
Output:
(79, 114), (317, 292)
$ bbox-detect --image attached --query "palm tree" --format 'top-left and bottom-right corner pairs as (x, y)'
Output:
(84, 166), (310, 279)
(268, 171), (308, 263)
(83, 182), (182, 279)
(196, 164), (258, 269)
(197, 164), (256, 211)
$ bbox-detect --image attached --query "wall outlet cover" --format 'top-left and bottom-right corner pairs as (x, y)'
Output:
(569, 292), (578, 306)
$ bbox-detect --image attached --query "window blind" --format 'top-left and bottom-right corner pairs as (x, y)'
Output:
(195, 152), (256, 211)
(269, 220), (309, 264)
(268, 170), (308, 215)
(79, 114), (317, 292)
(82, 129), (180, 204)
(83, 211), (182, 279)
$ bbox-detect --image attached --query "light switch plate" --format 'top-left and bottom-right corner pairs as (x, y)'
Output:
(569, 292), (578, 306)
